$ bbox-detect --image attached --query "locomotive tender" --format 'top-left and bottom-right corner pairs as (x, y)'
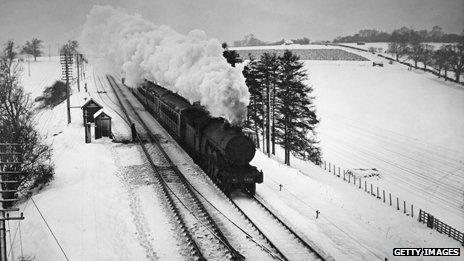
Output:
(131, 80), (263, 196)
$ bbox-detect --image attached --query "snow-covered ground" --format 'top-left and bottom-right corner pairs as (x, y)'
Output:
(9, 57), (188, 260)
(340, 42), (449, 53)
(305, 57), (464, 230)
(335, 42), (462, 82)
(7, 51), (463, 260)
(232, 44), (334, 50)
(251, 148), (463, 260)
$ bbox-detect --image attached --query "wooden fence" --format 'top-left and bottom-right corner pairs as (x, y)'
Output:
(418, 209), (464, 246)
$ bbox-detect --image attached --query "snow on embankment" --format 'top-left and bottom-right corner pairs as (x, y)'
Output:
(232, 47), (369, 61)
(81, 5), (249, 124)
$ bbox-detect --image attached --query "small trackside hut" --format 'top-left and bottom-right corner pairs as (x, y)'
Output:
(94, 109), (112, 139)
(81, 98), (103, 124)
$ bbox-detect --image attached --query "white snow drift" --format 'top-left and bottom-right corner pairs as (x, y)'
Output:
(81, 5), (249, 124)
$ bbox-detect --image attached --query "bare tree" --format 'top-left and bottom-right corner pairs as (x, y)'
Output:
(388, 27), (410, 61)
(432, 46), (452, 78)
(448, 39), (464, 82)
(0, 40), (54, 196)
(22, 38), (43, 61)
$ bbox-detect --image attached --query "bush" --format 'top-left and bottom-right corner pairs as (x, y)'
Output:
(37, 80), (69, 108)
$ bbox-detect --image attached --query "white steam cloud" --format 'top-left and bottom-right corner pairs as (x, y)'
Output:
(81, 5), (249, 124)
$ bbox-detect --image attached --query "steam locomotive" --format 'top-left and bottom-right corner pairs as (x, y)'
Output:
(131, 80), (263, 196)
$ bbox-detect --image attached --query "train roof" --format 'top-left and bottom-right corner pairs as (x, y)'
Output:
(162, 93), (191, 111)
(145, 81), (169, 97)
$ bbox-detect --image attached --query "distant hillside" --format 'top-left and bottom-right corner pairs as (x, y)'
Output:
(233, 48), (369, 61)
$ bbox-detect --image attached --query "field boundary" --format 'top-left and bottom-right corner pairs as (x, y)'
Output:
(329, 43), (464, 85)
(317, 160), (464, 246)
(418, 209), (464, 246)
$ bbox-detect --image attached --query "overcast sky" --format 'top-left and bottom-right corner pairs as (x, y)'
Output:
(1, 0), (463, 51)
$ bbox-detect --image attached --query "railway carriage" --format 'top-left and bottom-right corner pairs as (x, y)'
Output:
(132, 79), (263, 195)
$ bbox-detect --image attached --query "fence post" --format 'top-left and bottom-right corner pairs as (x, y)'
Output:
(329, 162), (331, 172)
(348, 173), (350, 183)
(397, 197), (399, 210)
(365, 180), (367, 192)
(334, 165), (336, 175)
(411, 204), (413, 218)
(376, 187), (379, 198)
(383, 190), (385, 203)
(370, 183), (373, 195)
(404, 201), (406, 214)
(342, 169), (345, 180)
(389, 193), (392, 206)
(418, 209), (422, 222)
(324, 161), (326, 170)
(359, 178), (361, 189)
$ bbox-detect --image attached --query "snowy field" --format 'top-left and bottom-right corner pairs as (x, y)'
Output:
(340, 42), (449, 52)
(306, 56), (464, 230)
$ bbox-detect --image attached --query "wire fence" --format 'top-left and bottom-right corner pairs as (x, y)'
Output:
(317, 160), (464, 246)
(318, 160), (416, 218)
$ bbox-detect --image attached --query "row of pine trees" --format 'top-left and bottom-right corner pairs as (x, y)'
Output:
(228, 49), (321, 166)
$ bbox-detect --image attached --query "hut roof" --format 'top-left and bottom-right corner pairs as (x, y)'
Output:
(81, 98), (103, 109)
(94, 109), (112, 119)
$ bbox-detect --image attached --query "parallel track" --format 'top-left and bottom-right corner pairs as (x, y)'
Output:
(106, 75), (244, 261)
(107, 74), (327, 260)
(230, 194), (325, 261)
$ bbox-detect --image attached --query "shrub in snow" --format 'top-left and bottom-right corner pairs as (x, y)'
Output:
(37, 80), (69, 108)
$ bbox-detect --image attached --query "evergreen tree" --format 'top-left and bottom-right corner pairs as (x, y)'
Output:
(243, 55), (263, 147)
(256, 52), (279, 156)
(275, 50), (321, 165)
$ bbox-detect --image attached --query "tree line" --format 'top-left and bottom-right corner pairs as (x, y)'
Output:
(232, 34), (310, 47)
(334, 26), (463, 43)
(224, 47), (321, 165)
(386, 27), (464, 82)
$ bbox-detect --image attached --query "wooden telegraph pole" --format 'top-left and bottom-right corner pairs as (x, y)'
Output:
(76, 53), (80, 92)
(60, 48), (73, 124)
(0, 143), (25, 261)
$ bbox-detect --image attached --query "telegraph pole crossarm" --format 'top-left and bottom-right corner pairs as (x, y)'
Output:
(0, 143), (25, 261)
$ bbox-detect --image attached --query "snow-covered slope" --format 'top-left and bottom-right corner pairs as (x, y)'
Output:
(307, 58), (464, 230)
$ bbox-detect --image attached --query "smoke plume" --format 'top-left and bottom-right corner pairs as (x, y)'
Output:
(81, 5), (249, 123)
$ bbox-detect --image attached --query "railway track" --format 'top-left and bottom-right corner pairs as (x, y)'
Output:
(230, 194), (325, 261)
(105, 74), (328, 260)
(106, 75), (243, 261)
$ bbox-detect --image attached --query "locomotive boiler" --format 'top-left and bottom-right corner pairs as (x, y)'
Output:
(132, 80), (263, 195)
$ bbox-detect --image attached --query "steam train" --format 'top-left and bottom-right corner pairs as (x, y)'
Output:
(131, 79), (263, 196)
